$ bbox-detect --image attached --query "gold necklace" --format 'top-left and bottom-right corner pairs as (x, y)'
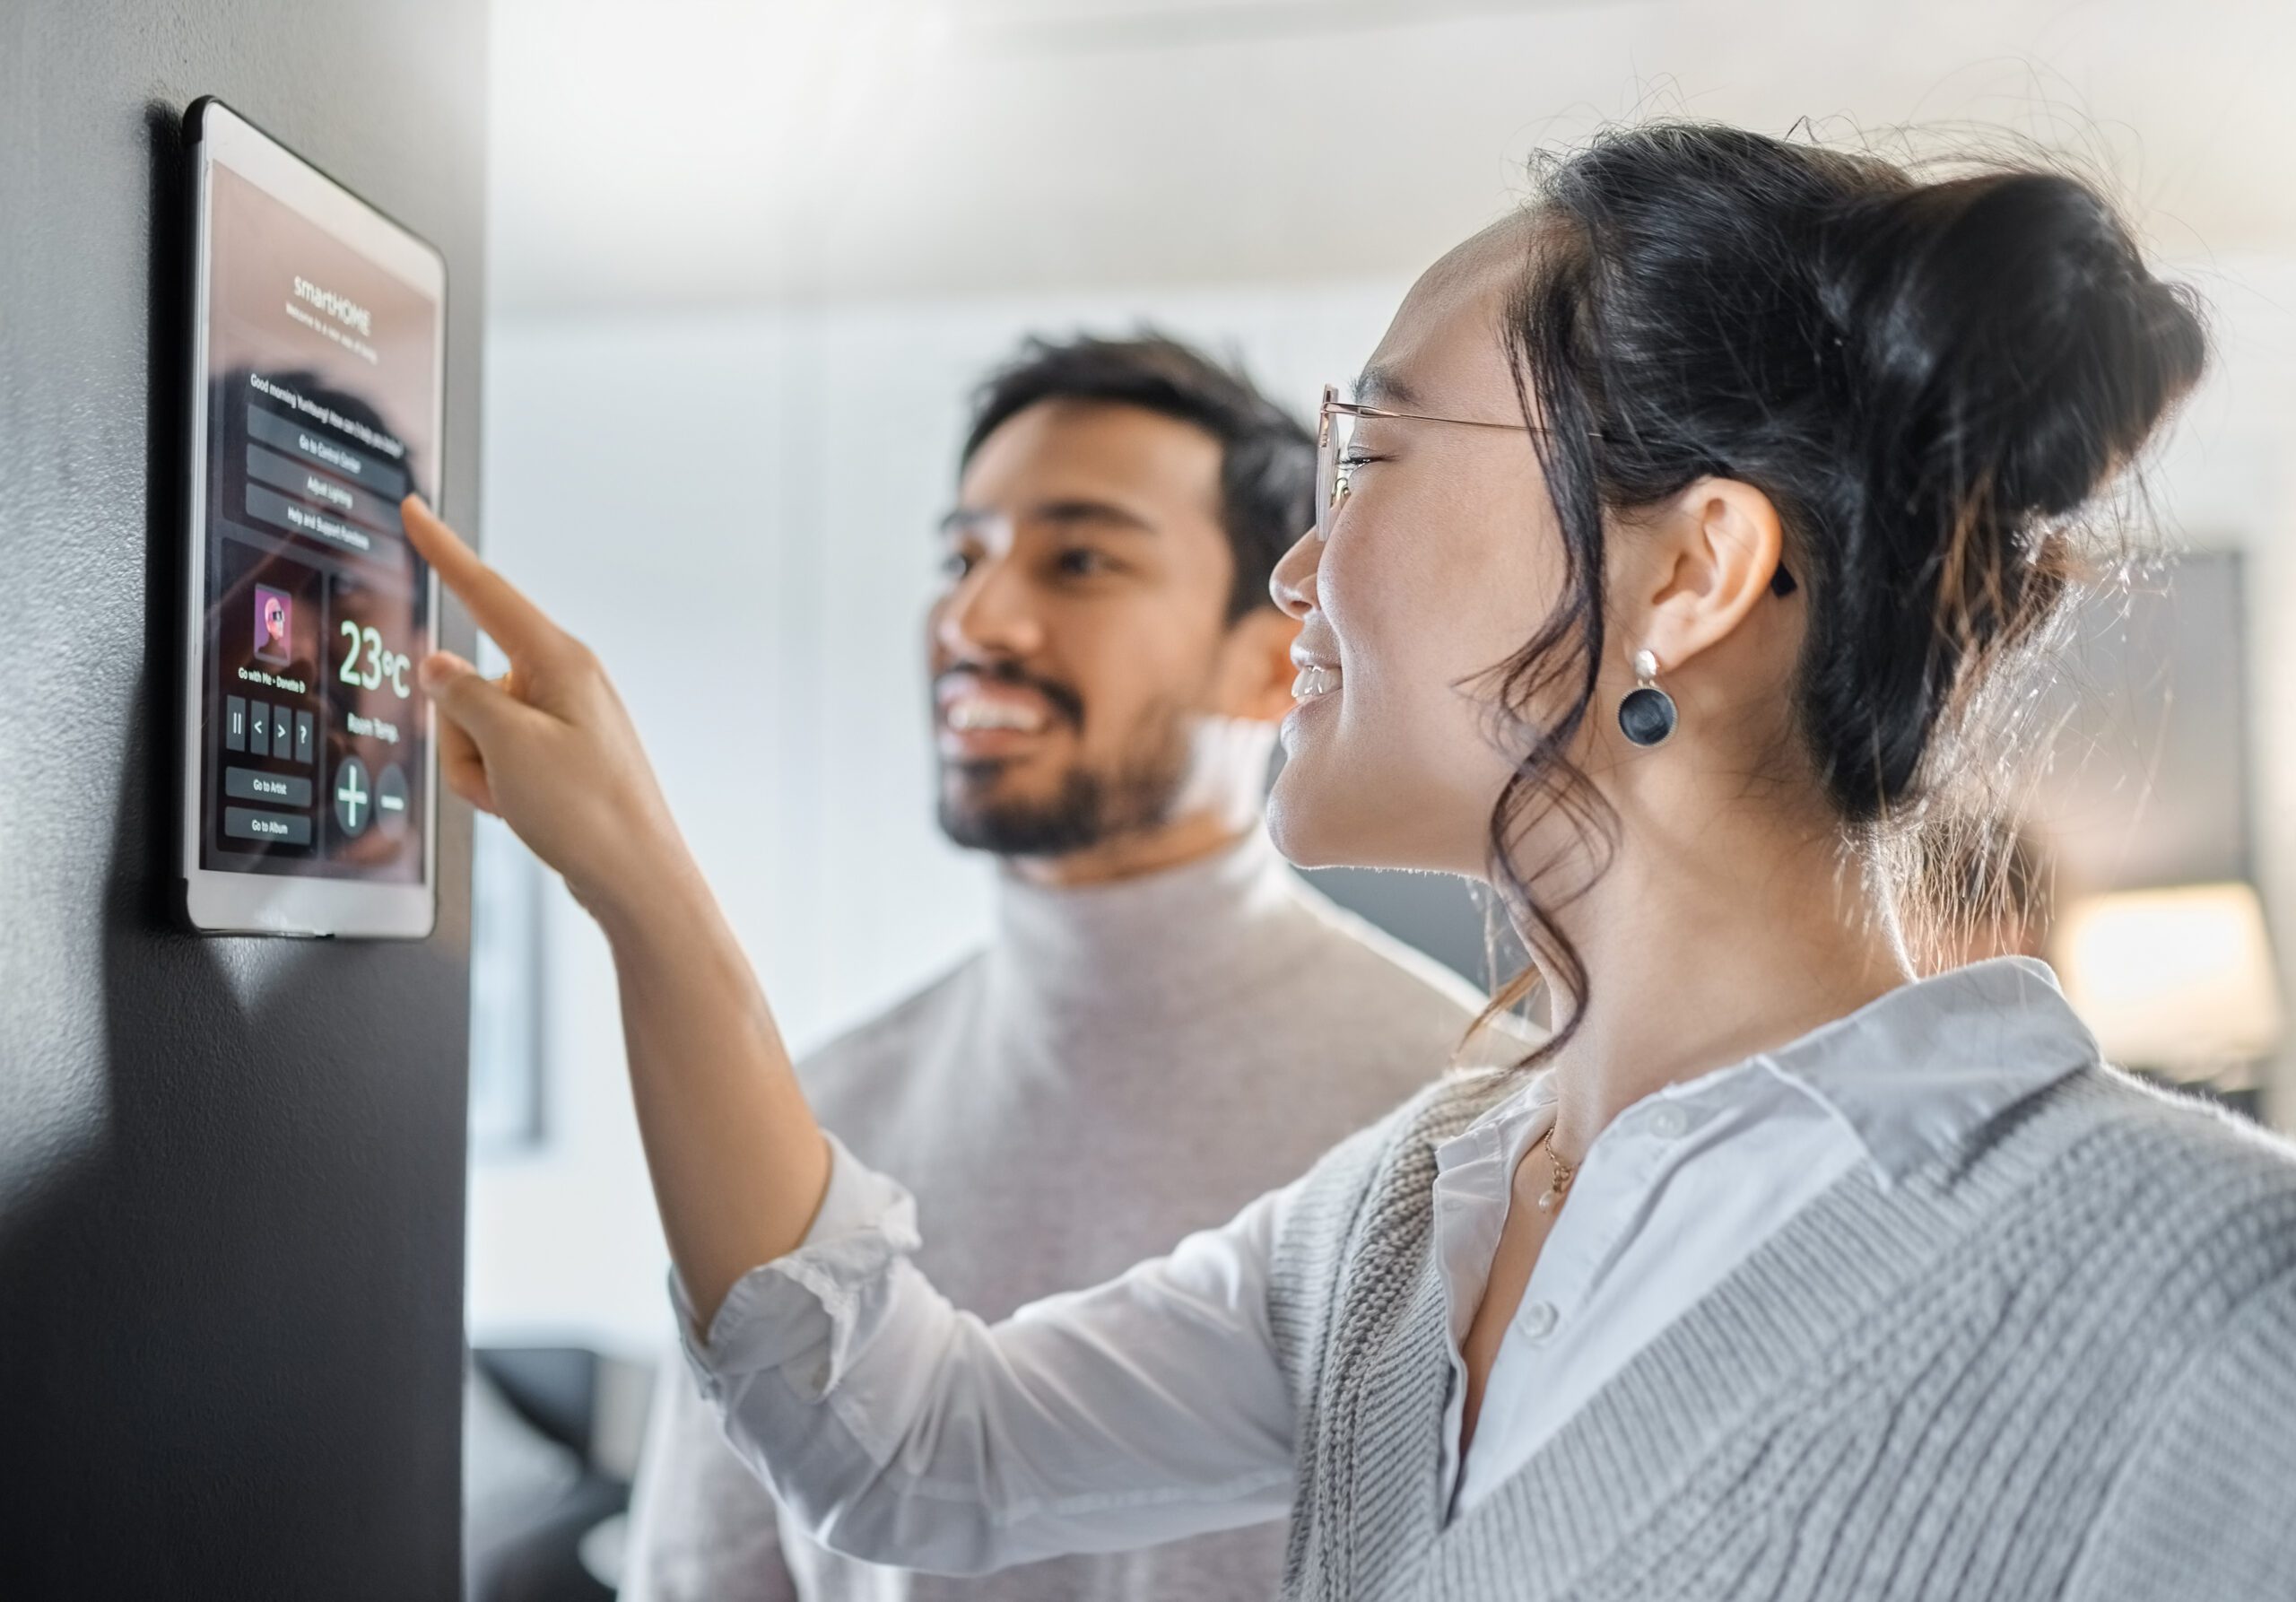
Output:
(1535, 1124), (1576, 1213)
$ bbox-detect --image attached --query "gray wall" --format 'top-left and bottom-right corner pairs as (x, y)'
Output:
(0, 4), (485, 1596)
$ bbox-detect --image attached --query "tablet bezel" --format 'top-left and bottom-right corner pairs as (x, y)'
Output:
(178, 98), (447, 938)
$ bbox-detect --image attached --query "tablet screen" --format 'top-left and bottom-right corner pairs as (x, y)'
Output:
(194, 156), (439, 891)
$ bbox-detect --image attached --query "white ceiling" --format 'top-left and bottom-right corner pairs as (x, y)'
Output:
(487, 0), (2296, 316)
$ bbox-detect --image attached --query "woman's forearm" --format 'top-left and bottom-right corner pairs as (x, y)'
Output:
(398, 495), (831, 1329)
(595, 853), (831, 1330)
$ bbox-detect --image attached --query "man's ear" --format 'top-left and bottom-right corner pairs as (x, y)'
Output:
(1218, 606), (1303, 725)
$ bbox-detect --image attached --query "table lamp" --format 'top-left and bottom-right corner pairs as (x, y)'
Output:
(2055, 881), (2286, 1084)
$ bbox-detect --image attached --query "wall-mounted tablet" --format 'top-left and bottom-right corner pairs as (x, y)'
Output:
(178, 99), (445, 936)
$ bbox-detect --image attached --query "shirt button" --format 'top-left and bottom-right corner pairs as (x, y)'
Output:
(1647, 1104), (1689, 1140)
(1519, 1301), (1559, 1340)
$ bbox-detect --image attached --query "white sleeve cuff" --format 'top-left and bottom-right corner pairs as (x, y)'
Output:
(668, 1132), (921, 1409)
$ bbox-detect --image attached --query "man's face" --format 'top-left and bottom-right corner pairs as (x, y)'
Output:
(929, 398), (1255, 856)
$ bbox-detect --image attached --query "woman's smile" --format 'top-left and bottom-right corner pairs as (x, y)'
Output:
(1287, 629), (1344, 704)
(1290, 662), (1340, 700)
(1283, 644), (1343, 749)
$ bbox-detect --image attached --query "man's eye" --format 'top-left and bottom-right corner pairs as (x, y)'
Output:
(939, 551), (975, 579)
(1056, 547), (1113, 577)
(1338, 450), (1387, 470)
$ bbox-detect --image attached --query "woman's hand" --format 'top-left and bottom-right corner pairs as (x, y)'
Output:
(401, 494), (688, 923)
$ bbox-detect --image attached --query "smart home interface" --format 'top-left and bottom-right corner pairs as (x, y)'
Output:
(182, 102), (443, 934)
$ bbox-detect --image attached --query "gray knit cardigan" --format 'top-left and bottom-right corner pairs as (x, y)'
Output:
(1265, 1062), (2296, 1601)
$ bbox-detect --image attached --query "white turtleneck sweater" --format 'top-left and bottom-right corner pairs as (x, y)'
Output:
(622, 829), (1497, 1602)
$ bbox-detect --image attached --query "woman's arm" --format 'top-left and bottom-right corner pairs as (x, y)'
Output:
(404, 495), (824, 1326)
(401, 498), (1300, 1570)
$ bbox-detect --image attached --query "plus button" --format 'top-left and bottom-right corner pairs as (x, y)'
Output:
(334, 756), (373, 838)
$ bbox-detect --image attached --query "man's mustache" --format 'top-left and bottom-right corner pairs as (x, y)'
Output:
(934, 662), (1085, 730)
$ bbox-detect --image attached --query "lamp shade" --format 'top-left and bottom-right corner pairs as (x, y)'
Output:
(2056, 882), (2286, 1071)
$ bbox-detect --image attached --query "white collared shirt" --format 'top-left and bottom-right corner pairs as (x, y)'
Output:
(675, 958), (2099, 1574)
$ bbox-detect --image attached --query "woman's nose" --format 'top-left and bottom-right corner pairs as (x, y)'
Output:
(1269, 525), (1321, 622)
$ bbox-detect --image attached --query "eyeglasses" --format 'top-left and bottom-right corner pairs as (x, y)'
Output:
(1309, 381), (1797, 597)
(1314, 383), (1529, 542)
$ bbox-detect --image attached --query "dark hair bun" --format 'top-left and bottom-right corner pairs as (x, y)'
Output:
(1509, 125), (2209, 826)
(1796, 169), (2208, 813)
(1826, 170), (2207, 529)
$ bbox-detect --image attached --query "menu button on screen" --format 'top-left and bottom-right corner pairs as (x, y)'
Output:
(223, 806), (314, 847)
(224, 767), (314, 807)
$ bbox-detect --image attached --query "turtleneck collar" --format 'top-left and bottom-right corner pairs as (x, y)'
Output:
(985, 827), (1305, 1023)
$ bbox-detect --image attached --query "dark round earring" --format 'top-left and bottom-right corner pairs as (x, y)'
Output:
(1618, 649), (1677, 747)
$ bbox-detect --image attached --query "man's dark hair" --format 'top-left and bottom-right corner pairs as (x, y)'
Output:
(960, 332), (1314, 622)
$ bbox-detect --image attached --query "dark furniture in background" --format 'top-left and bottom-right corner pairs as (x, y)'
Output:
(0, 4), (486, 1596)
(469, 1348), (652, 1602)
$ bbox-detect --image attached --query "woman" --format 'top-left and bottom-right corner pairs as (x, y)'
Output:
(407, 124), (2296, 1599)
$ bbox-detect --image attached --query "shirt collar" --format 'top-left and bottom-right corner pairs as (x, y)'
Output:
(1446, 957), (2098, 1186)
(1757, 956), (2098, 1184)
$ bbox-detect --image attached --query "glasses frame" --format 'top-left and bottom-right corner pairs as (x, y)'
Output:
(1309, 383), (1797, 597)
(1314, 382), (1530, 542)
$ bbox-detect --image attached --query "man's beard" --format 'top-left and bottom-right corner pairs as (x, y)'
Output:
(937, 701), (1193, 857)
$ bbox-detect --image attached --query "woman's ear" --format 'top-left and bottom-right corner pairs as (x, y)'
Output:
(1630, 477), (1787, 675)
(1220, 606), (1305, 725)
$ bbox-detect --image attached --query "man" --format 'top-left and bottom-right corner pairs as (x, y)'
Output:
(621, 334), (1504, 1602)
